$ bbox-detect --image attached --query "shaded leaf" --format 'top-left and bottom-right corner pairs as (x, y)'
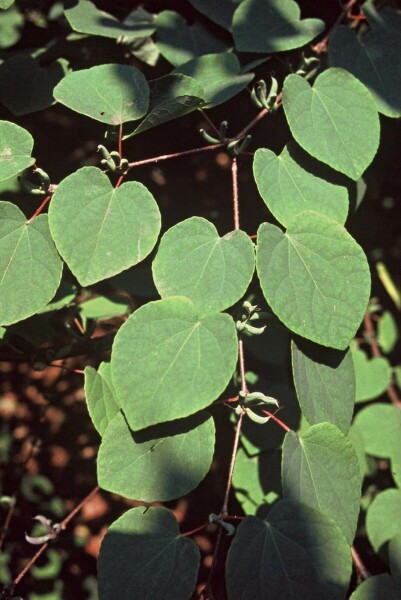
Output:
(48, 167), (161, 287)
(187, 0), (240, 31)
(97, 411), (215, 501)
(283, 68), (380, 180)
(353, 349), (391, 402)
(98, 507), (200, 600)
(349, 574), (401, 600)
(80, 295), (131, 320)
(366, 489), (401, 552)
(84, 365), (119, 436)
(390, 534), (401, 577)
(282, 423), (361, 543)
(153, 217), (255, 316)
(0, 202), (62, 326)
(353, 403), (401, 458)
(232, 0), (324, 53)
(0, 121), (35, 183)
(256, 212), (371, 350)
(53, 64), (149, 125)
(111, 297), (238, 430)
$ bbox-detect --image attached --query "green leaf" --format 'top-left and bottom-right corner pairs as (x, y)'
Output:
(53, 64), (149, 125)
(392, 447), (401, 489)
(390, 534), (401, 577)
(292, 340), (355, 434)
(232, 0), (324, 53)
(31, 549), (62, 580)
(232, 448), (282, 518)
(283, 68), (380, 180)
(155, 11), (228, 66)
(153, 217), (255, 316)
(256, 212), (371, 350)
(48, 167), (161, 287)
(350, 575), (401, 600)
(111, 297), (237, 430)
(80, 295), (131, 320)
(282, 423), (361, 543)
(174, 53), (253, 108)
(106, 262), (158, 297)
(0, 0), (16, 9)
(65, 0), (155, 40)
(187, 0), (240, 31)
(97, 411), (215, 502)
(0, 55), (69, 116)
(329, 16), (401, 118)
(352, 349), (391, 402)
(0, 121), (35, 183)
(366, 489), (401, 552)
(253, 143), (349, 227)
(0, 5), (23, 48)
(84, 365), (119, 436)
(0, 202), (63, 326)
(353, 403), (401, 458)
(98, 507), (200, 600)
(242, 308), (290, 366)
(125, 74), (205, 138)
(348, 423), (371, 478)
(378, 311), (398, 354)
(226, 500), (351, 600)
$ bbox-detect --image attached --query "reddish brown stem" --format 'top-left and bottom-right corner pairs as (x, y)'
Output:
(118, 123), (123, 158)
(0, 499), (16, 551)
(232, 157), (240, 231)
(128, 143), (223, 169)
(262, 409), (291, 432)
(28, 195), (51, 221)
(351, 545), (371, 581)
(313, 0), (360, 54)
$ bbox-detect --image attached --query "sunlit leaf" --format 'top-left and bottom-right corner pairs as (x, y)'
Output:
(366, 489), (401, 552)
(0, 121), (35, 183)
(352, 349), (391, 402)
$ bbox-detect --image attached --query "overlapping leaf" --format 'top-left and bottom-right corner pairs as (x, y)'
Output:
(153, 217), (255, 316)
(350, 575), (401, 600)
(0, 5), (22, 48)
(378, 311), (398, 354)
(48, 167), (161, 286)
(353, 403), (401, 458)
(353, 349), (391, 402)
(53, 64), (149, 125)
(97, 411), (215, 501)
(187, 0), (240, 31)
(0, 202), (63, 326)
(256, 211), (371, 350)
(0, 121), (35, 182)
(366, 489), (401, 552)
(226, 500), (351, 600)
(98, 507), (200, 600)
(84, 364), (119, 436)
(111, 297), (238, 430)
(253, 144), (349, 226)
(232, 0), (324, 53)
(292, 340), (355, 433)
(282, 423), (361, 543)
(283, 68), (380, 180)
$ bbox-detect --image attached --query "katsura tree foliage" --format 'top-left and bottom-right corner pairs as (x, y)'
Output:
(0, 0), (401, 599)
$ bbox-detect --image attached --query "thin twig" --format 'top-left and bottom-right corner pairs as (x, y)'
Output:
(351, 545), (371, 582)
(199, 109), (221, 137)
(28, 195), (51, 221)
(313, 0), (360, 54)
(0, 499), (16, 551)
(262, 409), (291, 432)
(232, 158), (240, 231)
(128, 143), (224, 169)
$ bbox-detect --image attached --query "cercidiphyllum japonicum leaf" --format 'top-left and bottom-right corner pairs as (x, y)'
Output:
(155, 11), (229, 67)
(48, 167), (161, 287)
(0, 0), (17, 11)
(53, 64), (149, 125)
(0, 55), (69, 116)
(390, 535), (401, 577)
(232, 0), (324, 53)
(256, 212), (371, 350)
(97, 507), (200, 600)
(329, 9), (401, 119)
(0, 202), (63, 326)
(353, 403), (401, 459)
(366, 489), (401, 553)
(97, 410), (215, 502)
(187, 0), (240, 31)
(0, 121), (35, 183)
(124, 74), (205, 138)
(80, 295), (131, 320)
(348, 423), (371, 479)
(291, 340), (355, 434)
(282, 68), (380, 181)
(242, 310), (291, 366)
(111, 296), (238, 430)
(0, 5), (23, 48)
(84, 365), (119, 436)
(378, 311), (398, 354)
(352, 349), (391, 402)
(152, 217), (255, 316)
(253, 145), (349, 227)
(65, 0), (155, 40)
(173, 53), (254, 108)
(226, 500), (352, 600)
(282, 423), (362, 544)
(232, 448), (282, 518)
(349, 574), (401, 600)
(392, 449), (401, 489)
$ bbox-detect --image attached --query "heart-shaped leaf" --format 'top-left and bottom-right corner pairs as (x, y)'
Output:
(232, 0), (324, 53)
(366, 489), (401, 552)
(111, 296), (238, 430)
(0, 55), (68, 116)
(153, 217), (255, 316)
(353, 403), (401, 458)
(188, 0), (240, 30)
(353, 349), (391, 402)
(48, 167), (161, 287)
(97, 410), (215, 501)
(65, 0), (155, 40)
(256, 211), (371, 350)
(226, 500), (351, 600)
(174, 53), (253, 108)
(378, 311), (398, 354)
(0, 121), (35, 183)
(98, 507), (200, 600)
(84, 364), (119, 436)
(0, 5), (23, 48)
(53, 64), (149, 125)
(0, 202), (63, 326)
(282, 423), (362, 544)
(155, 11), (229, 66)
(283, 68), (380, 180)
(253, 144), (349, 226)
